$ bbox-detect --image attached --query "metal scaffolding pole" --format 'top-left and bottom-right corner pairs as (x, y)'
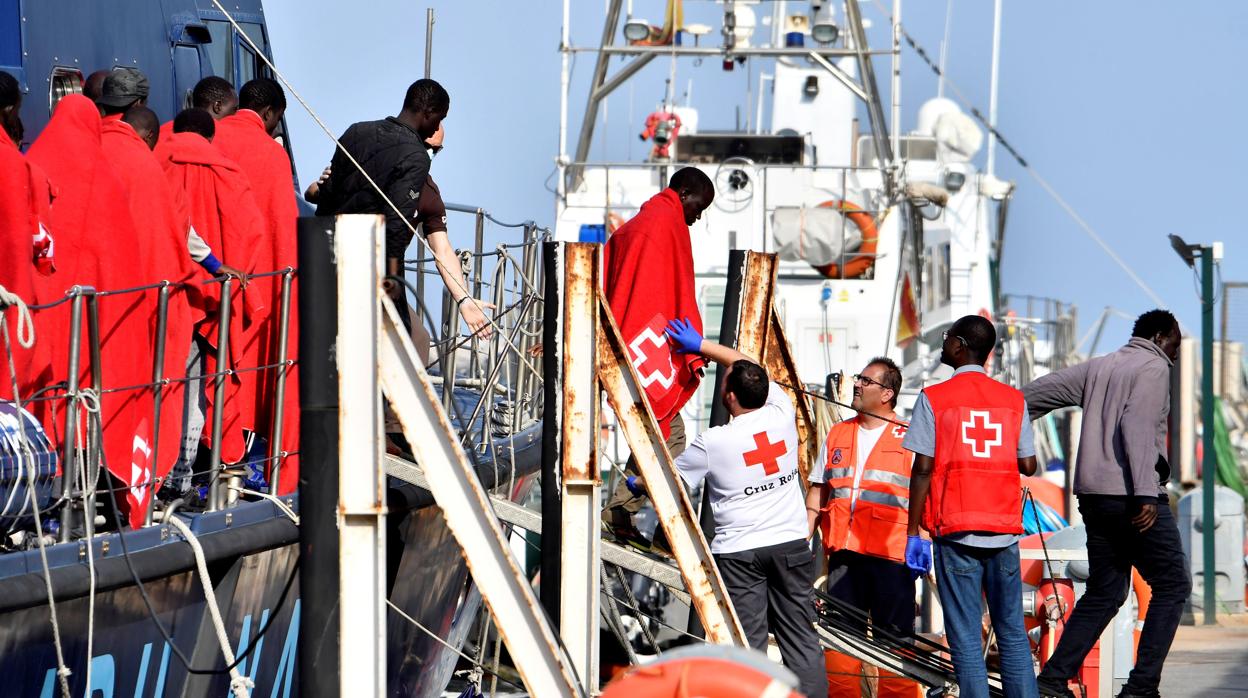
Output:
(558, 243), (602, 691)
(378, 290), (582, 698)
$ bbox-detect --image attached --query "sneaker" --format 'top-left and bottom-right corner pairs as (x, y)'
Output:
(1037, 677), (1076, 698)
(1115, 687), (1160, 698)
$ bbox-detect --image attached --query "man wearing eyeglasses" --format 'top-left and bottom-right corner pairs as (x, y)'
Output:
(807, 357), (921, 697)
(902, 315), (1039, 698)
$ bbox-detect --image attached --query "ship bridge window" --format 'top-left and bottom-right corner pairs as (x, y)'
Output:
(48, 67), (84, 112)
(857, 135), (938, 167)
(676, 133), (804, 165)
(204, 20), (271, 86)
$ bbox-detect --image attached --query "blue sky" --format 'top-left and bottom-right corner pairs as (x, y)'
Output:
(267, 1), (1248, 347)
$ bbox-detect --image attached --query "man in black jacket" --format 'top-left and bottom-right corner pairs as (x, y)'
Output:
(316, 78), (447, 264)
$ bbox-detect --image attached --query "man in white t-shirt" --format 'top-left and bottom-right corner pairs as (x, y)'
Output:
(641, 318), (827, 698)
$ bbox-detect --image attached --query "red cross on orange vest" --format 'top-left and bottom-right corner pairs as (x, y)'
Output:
(742, 431), (787, 476)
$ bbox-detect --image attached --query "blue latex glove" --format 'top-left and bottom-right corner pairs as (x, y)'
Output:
(625, 475), (646, 497)
(905, 535), (932, 577)
(664, 317), (703, 354)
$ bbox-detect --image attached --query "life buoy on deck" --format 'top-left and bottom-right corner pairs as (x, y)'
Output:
(811, 200), (878, 279)
(602, 648), (803, 698)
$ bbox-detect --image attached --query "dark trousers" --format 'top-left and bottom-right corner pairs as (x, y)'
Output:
(825, 549), (916, 633)
(603, 413), (686, 521)
(716, 538), (829, 698)
(1038, 495), (1191, 694)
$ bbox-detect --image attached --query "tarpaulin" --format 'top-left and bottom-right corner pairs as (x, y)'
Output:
(603, 188), (704, 438)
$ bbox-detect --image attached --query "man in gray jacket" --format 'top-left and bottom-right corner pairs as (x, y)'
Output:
(1025, 309), (1190, 698)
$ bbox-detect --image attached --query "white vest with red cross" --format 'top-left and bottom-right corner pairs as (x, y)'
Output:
(816, 416), (913, 562)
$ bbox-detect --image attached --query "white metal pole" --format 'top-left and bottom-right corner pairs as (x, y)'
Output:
(987, 0), (1003, 176)
(378, 299), (582, 698)
(891, 0), (902, 162)
(335, 214), (387, 697)
(558, 0), (572, 208)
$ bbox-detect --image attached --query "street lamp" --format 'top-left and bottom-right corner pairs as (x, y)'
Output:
(1169, 233), (1224, 625)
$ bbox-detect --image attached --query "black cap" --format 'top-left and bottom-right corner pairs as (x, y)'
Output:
(96, 67), (150, 108)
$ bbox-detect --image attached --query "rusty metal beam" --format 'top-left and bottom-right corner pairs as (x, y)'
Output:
(383, 454), (693, 606)
(595, 290), (747, 647)
(558, 243), (601, 690)
(378, 294), (582, 698)
(735, 252), (777, 362)
(765, 309), (819, 482)
(736, 251), (818, 481)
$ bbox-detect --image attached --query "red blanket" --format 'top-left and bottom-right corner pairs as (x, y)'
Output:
(212, 109), (300, 493)
(603, 188), (704, 438)
(0, 128), (54, 407)
(102, 119), (203, 486)
(27, 95), (156, 526)
(160, 131), (267, 467)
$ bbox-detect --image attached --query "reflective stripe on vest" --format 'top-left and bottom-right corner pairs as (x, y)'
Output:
(817, 416), (913, 562)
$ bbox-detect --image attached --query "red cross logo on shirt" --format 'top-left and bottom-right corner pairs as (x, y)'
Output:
(961, 410), (1003, 458)
(743, 431), (787, 476)
(628, 322), (676, 391)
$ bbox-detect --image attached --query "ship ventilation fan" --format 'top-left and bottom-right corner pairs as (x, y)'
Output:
(714, 157), (755, 213)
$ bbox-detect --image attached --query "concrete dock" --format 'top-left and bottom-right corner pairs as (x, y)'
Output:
(1159, 615), (1248, 697)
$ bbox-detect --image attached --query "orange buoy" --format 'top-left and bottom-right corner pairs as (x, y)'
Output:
(602, 649), (802, 698)
(811, 200), (878, 280)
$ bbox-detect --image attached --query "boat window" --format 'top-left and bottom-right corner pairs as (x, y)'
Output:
(205, 20), (233, 79)
(48, 67), (83, 112)
(0, 0), (20, 69)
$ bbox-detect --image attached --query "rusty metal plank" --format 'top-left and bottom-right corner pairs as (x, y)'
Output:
(735, 251), (777, 361)
(559, 243), (601, 690)
(377, 296), (582, 698)
(735, 251), (817, 483)
(595, 290), (747, 647)
(764, 307), (818, 483)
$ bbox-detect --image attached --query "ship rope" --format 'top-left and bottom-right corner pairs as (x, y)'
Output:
(166, 515), (254, 698)
(385, 599), (526, 692)
(867, 0), (1167, 309)
(2, 290), (73, 697)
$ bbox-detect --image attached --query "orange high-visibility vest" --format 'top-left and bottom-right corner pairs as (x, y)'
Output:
(818, 416), (913, 562)
(922, 371), (1025, 536)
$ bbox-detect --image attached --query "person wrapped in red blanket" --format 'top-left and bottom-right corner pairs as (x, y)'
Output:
(0, 71), (55, 408)
(212, 78), (300, 495)
(27, 95), (157, 527)
(102, 106), (216, 505)
(159, 108), (266, 495)
(601, 167), (715, 545)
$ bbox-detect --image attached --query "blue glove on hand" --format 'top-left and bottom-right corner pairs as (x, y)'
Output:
(625, 475), (646, 497)
(664, 318), (703, 354)
(905, 535), (932, 577)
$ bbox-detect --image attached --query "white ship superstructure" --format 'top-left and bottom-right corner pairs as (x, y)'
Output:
(554, 0), (1015, 425)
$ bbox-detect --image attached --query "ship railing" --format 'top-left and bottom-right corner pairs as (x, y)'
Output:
(399, 203), (548, 492)
(0, 267), (298, 541)
(559, 159), (896, 280)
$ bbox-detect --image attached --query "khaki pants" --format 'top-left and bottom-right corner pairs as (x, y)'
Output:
(603, 412), (686, 523)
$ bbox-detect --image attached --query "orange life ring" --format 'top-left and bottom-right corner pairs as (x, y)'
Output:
(811, 200), (878, 279)
(602, 654), (802, 698)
